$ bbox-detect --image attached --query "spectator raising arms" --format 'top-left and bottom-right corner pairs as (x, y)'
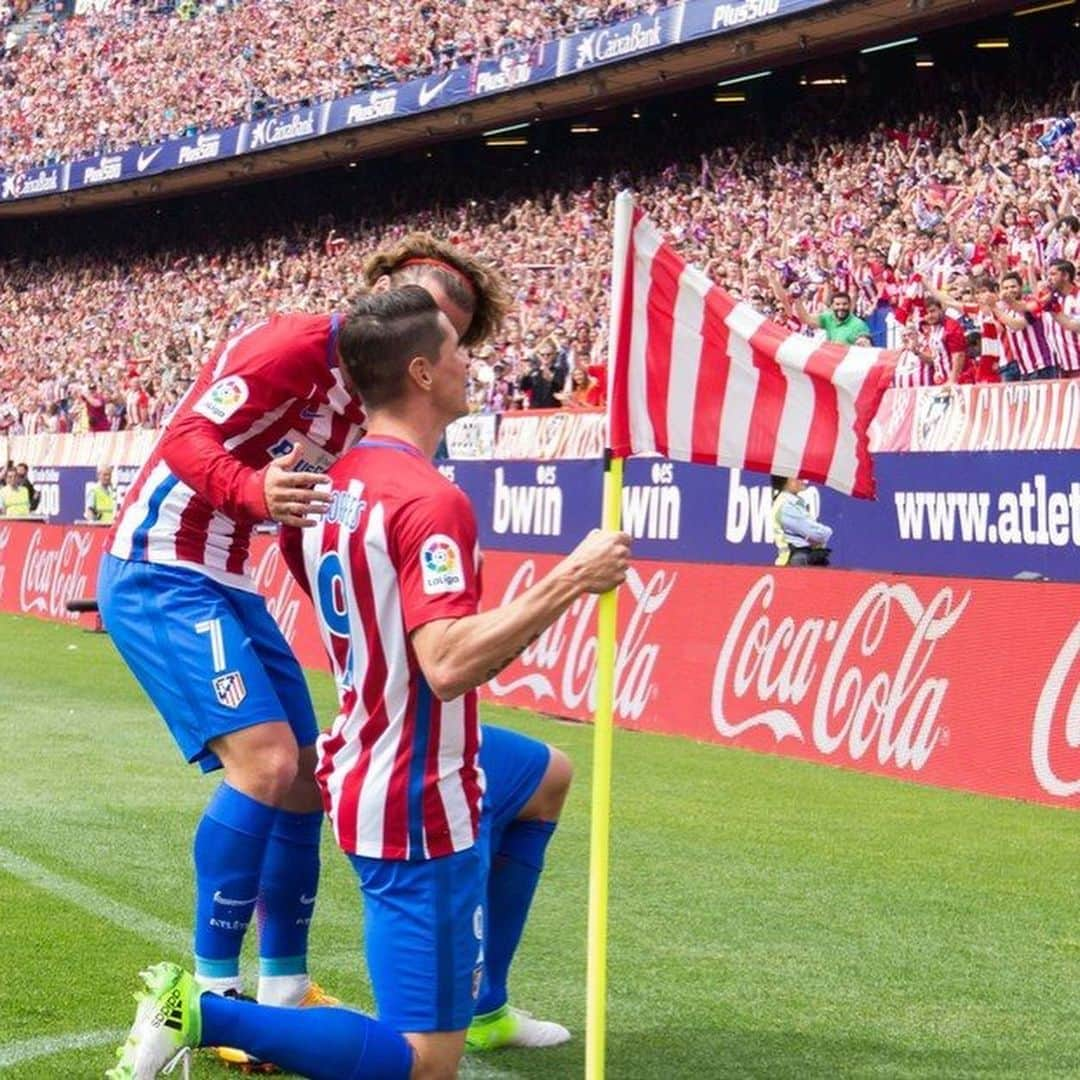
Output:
(1, 27), (1078, 420)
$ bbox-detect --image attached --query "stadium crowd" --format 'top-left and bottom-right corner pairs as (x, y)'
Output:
(1, 37), (1078, 434)
(0, 0), (670, 171)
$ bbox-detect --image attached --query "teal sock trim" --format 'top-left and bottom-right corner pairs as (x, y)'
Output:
(259, 955), (308, 977)
(194, 955), (241, 979)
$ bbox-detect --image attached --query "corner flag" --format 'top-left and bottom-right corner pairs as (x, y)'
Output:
(607, 196), (897, 498)
(585, 192), (897, 1080)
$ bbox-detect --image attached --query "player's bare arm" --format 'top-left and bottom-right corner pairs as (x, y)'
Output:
(411, 528), (631, 702)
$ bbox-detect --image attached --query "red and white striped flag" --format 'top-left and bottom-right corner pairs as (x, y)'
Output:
(606, 197), (897, 498)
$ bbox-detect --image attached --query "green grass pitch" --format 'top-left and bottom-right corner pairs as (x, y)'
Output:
(0, 613), (1077, 1078)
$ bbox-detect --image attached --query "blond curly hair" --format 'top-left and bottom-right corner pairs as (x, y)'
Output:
(361, 233), (511, 348)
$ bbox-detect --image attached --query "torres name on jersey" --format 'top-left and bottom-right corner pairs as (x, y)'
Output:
(109, 314), (366, 591)
(283, 438), (485, 862)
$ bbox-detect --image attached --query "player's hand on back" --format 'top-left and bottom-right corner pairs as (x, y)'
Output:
(566, 528), (631, 594)
(263, 444), (332, 528)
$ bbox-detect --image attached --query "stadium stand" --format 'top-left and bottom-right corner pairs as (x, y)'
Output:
(0, 0), (673, 171)
(0, 13), (1077, 434)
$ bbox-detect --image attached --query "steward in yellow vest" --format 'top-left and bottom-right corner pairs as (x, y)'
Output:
(771, 474), (833, 567)
(86, 466), (117, 524)
(0, 466), (30, 517)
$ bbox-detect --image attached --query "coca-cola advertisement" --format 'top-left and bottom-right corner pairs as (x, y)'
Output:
(1, 523), (100, 623)
(481, 552), (1080, 810)
(2, 524), (1076, 809)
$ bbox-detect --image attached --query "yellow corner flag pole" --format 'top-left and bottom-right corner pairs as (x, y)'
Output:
(585, 190), (634, 1080)
(585, 452), (624, 1080)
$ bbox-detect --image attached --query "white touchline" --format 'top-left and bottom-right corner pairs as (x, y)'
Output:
(0, 1029), (126, 1069)
(0, 846), (524, 1078)
(0, 845), (188, 952)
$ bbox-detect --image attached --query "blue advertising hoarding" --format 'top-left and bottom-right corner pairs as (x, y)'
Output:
(0, 0), (837, 203)
(438, 451), (1080, 582)
(32, 450), (1080, 582)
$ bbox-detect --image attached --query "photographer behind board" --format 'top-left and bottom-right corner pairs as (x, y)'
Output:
(771, 475), (833, 567)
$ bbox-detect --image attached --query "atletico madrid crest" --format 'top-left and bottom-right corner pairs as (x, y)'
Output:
(213, 671), (247, 709)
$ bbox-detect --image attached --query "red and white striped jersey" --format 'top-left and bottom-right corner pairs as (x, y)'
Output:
(892, 309), (965, 383)
(1008, 234), (1044, 275)
(924, 320), (966, 383)
(957, 303), (1003, 360)
(996, 304), (1055, 377)
(108, 313), (366, 591)
(1044, 289), (1080, 373)
(283, 437), (484, 861)
(839, 260), (879, 318)
(891, 349), (937, 388)
(912, 250), (955, 293)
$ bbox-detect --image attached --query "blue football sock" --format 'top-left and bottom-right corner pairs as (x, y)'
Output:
(200, 993), (413, 1080)
(257, 808), (323, 977)
(474, 818), (557, 1016)
(193, 783), (277, 979)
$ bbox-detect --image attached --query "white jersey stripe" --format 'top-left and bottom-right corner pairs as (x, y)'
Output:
(436, 695), (475, 852)
(111, 461), (172, 559)
(357, 500), (415, 858)
(144, 481), (194, 569)
(307, 404), (334, 446)
(349, 499), (396, 857)
(210, 321), (269, 380)
(223, 396), (297, 452)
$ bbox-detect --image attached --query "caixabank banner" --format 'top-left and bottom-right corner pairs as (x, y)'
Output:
(1, 524), (1076, 810)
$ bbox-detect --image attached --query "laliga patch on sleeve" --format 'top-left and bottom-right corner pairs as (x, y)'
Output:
(193, 375), (250, 424)
(420, 533), (466, 595)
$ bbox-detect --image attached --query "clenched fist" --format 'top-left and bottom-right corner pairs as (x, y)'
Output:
(564, 528), (632, 595)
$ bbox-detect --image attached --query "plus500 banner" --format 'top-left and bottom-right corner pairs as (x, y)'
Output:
(2, 0), (835, 202)
(438, 451), (1080, 582)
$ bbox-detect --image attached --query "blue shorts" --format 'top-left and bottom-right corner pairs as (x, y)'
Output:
(348, 726), (551, 1033)
(350, 837), (488, 1033)
(97, 554), (318, 772)
(479, 724), (551, 850)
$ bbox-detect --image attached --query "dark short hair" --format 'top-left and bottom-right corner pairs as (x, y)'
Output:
(1001, 271), (1023, 287)
(831, 291), (852, 303)
(771, 474), (789, 497)
(1050, 259), (1076, 284)
(338, 286), (448, 409)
